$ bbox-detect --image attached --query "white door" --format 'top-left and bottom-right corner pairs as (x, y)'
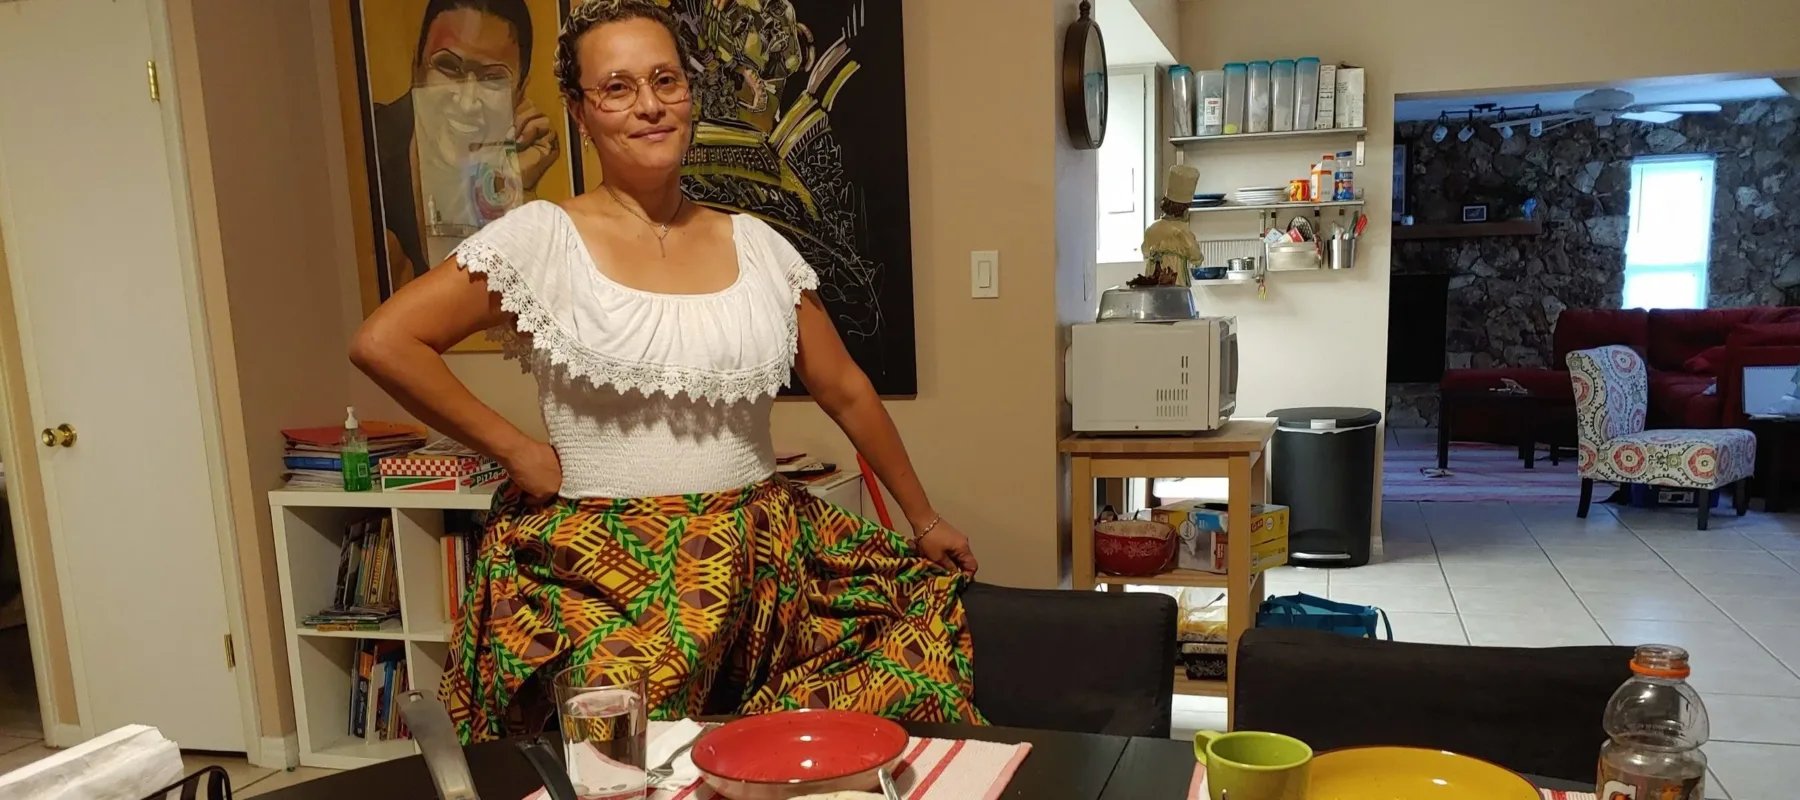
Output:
(1096, 68), (1153, 265)
(0, 0), (245, 750)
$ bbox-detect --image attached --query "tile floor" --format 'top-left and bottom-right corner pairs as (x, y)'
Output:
(1169, 493), (1800, 799)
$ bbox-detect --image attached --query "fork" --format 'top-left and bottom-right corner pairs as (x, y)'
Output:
(645, 722), (720, 784)
(877, 767), (903, 800)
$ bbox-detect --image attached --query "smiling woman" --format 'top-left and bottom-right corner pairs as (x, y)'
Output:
(350, 0), (985, 746)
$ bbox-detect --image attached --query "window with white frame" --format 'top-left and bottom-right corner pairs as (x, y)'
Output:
(1621, 155), (1716, 310)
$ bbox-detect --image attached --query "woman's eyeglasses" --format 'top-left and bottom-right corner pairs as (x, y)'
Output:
(582, 69), (691, 112)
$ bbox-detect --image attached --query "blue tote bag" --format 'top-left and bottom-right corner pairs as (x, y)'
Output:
(1256, 592), (1393, 640)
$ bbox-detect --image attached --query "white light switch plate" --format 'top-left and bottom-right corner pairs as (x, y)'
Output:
(971, 250), (1000, 298)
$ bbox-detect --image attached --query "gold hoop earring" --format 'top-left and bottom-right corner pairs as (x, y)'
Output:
(579, 130), (593, 148)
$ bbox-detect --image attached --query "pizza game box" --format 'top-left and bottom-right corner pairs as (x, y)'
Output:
(378, 438), (505, 493)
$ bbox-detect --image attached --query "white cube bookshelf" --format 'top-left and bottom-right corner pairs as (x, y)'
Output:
(267, 473), (861, 769)
(268, 487), (494, 769)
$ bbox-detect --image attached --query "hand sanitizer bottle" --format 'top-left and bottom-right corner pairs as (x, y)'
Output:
(340, 406), (372, 492)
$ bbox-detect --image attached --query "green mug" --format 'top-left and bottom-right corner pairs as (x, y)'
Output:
(1193, 730), (1312, 800)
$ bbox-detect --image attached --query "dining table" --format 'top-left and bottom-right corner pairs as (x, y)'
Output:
(255, 723), (1595, 799)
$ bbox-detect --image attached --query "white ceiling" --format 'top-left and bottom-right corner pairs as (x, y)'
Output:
(1095, 0), (1175, 66)
(1394, 77), (1790, 121)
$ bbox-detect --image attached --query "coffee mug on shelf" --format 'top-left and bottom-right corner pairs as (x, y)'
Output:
(1193, 730), (1312, 800)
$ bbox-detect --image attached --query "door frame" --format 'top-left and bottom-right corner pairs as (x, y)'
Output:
(0, 217), (76, 748)
(0, 0), (265, 756)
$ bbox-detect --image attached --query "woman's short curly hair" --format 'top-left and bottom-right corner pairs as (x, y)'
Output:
(555, 0), (694, 107)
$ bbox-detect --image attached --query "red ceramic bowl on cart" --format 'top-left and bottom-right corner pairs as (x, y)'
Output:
(1094, 519), (1176, 576)
(690, 709), (909, 800)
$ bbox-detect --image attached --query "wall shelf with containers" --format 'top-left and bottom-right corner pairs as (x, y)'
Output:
(1170, 59), (1370, 275)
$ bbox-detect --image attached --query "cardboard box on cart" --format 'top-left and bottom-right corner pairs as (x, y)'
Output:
(1148, 500), (1289, 574)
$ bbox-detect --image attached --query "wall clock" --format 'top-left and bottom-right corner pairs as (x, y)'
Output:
(1062, 1), (1107, 150)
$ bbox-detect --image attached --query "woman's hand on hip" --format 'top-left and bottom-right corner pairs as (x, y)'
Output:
(915, 519), (979, 578)
(504, 440), (563, 502)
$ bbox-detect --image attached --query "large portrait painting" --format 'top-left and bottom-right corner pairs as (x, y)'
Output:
(339, 0), (916, 390)
(342, 0), (577, 352)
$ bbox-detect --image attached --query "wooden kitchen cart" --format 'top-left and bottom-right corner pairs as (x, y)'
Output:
(1062, 419), (1277, 727)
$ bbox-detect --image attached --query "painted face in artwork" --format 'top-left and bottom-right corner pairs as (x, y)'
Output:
(413, 7), (524, 169)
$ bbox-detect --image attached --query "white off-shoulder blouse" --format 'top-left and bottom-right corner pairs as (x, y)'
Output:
(452, 200), (818, 499)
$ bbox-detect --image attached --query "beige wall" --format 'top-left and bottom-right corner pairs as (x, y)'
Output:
(172, 0), (361, 738)
(1126, 0), (1179, 61)
(1177, 0), (1800, 423)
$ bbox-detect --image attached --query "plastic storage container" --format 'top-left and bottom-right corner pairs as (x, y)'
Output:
(1168, 65), (1195, 138)
(1196, 69), (1226, 136)
(1268, 407), (1381, 567)
(1333, 150), (1355, 200)
(1221, 63), (1247, 134)
(1269, 60), (1296, 132)
(1294, 58), (1321, 132)
(1246, 61), (1272, 133)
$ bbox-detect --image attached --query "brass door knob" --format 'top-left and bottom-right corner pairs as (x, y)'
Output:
(39, 424), (76, 448)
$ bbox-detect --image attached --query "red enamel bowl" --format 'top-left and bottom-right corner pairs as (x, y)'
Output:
(691, 710), (909, 800)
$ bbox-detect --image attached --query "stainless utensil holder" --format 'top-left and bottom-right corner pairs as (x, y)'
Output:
(1329, 237), (1357, 270)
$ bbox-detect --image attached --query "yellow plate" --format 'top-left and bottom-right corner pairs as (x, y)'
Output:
(1308, 746), (1541, 800)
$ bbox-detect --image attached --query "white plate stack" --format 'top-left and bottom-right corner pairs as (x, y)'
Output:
(1233, 186), (1289, 206)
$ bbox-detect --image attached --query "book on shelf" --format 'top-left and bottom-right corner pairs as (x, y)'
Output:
(302, 516), (400, 631)
(441, 530), (480, 626)
(350, 640), (408, 741)
(440, 511), (486, 626)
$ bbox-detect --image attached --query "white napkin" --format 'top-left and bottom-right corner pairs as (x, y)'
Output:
(0, 724), (184, 800)
(645, 718), (706, 789)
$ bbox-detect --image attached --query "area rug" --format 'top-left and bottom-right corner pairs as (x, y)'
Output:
(1384, 438), (1582, 502)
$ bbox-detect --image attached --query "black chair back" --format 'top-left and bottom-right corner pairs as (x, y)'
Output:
(961, 582), (1176, 737)
(139, 765), (232, 800)
(1233, 628), (1633, 782)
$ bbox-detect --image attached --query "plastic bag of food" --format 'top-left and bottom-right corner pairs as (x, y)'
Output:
(1178, 589), (1228, 643)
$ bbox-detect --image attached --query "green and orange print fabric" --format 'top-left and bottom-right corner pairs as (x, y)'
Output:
(440, 478), (983, 743)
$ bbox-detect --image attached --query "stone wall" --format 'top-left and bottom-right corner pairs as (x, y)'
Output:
(1386, 98), (1800, 427)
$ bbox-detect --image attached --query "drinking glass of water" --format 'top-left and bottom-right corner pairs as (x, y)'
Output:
(553, 662), (648, 800)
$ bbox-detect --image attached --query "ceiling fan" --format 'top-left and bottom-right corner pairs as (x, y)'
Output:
(1490, 88), (1723, 133)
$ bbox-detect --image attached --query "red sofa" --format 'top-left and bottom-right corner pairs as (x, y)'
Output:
(1440, 307), (1800, 449)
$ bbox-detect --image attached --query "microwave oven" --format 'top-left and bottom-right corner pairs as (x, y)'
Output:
(1067, 317), (1238, 433)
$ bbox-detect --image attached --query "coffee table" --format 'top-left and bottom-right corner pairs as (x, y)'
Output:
(1438, 386), (1571, 470)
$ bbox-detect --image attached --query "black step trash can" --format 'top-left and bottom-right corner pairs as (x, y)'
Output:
(1267, 407), (1382, 567)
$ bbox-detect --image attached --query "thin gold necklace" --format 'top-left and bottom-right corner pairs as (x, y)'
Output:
(604, 184), (685, 257)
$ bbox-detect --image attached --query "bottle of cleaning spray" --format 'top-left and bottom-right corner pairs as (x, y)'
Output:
(340, 406), (372, 492)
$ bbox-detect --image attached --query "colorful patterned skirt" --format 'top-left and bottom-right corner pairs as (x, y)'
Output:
(439, 477), (984, 743)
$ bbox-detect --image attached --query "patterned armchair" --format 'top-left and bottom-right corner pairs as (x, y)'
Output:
(1568, 345), (1756, 529)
